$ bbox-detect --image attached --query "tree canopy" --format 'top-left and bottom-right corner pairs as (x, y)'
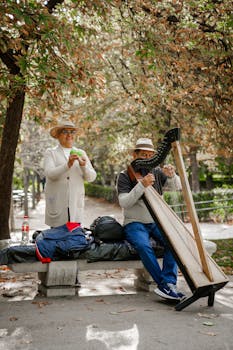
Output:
(0, 0), (232, 239)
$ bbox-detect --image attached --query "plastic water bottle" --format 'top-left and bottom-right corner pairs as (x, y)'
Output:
(22, 215), (29, 244)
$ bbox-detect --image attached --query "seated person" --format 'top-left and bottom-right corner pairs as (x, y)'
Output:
(117, 137), (185, 301)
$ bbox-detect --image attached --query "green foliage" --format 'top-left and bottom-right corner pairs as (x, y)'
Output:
(71, 0), (233, 192)
(165, 188), (233, 222)
(13, 175), (23, 189)
(84, 182), (117, 203)
(0, 0), (109, 120)
(212, 239), (233, 275)
(1, 0), (233, 238)
(215, 157), (233, 180)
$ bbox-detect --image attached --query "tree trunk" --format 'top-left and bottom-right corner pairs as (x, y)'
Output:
(189, 148), (200, 192)
(0, 88), (25, 239)
(0, 0), (64, 241)
(109, 164), (115, 187)
(206, 174), (214, 190)
(9, 191), (15, 232)
(36, 173), (41, 202)
(32, 171), (36, 209)
(23, 168), (29, 216)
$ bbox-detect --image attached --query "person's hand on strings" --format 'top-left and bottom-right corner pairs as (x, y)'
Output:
(162, 164), (176, 178)
(141, 173), (155, 187)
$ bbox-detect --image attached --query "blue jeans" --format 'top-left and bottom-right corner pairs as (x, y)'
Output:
(124, 222), (177, 286)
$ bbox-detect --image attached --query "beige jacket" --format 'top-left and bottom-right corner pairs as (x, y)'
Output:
(44, 145), (96, 227)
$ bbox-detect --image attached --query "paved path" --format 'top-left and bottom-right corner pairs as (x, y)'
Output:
(0, 277), (233, 350)
(11, 195), (124, 242)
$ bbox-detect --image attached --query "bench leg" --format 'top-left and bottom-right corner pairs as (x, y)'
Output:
(38, 261), (78, 297)
(134, 268), (156, 292)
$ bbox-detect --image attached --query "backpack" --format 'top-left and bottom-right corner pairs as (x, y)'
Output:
(90, 216), (125, 243)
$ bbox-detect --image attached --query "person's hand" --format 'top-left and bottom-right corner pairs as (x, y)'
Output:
(162, 164), (176, 178)
(68, 155), (86, 168)
(141, 173), (155, 187)
(78, 156), (86, 167)
(68, 154), (78, 168)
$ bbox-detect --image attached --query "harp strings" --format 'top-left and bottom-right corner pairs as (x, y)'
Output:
(147, 186), (202, 266)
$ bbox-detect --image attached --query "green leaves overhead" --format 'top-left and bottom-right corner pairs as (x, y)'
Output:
(0, 0), (232, 179)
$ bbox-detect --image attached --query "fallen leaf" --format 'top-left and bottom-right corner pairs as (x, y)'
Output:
(0, 278), (8, 283)
(202, 321), (214, 326)
(109, 308), (136, 315)
(198, 313), (218, 319)
(32, 301), (51, 308)
(86, 306), (94, 311)
(199, 331), (217, 336)
(9, 316), (18, 321)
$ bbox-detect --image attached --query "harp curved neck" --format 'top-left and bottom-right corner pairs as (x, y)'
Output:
(131, 127), (180, 171)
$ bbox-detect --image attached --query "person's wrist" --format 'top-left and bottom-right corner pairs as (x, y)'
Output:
(140, 179), (146, 187)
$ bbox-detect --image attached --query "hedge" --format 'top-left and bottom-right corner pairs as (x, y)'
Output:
(85, 182), (117, 203)
(164, 189), (233, 222)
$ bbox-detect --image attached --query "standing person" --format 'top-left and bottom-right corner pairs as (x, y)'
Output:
(117, 137), (185, 301)
(44, 120), (96, 228)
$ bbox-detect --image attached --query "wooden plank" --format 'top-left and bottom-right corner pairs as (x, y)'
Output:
(172, 140), (213, 281)
(144, 186), (228, 288)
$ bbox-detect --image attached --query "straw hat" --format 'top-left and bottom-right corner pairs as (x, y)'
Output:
(49, 120), (78, 139)
(132, 138), (155, 152)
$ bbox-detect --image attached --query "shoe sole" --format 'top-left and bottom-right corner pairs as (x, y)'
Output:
(154, 288), (180, 301)
(177, 294), (186, 301)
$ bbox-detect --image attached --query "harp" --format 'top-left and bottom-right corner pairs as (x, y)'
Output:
(128, 128), (229, 311)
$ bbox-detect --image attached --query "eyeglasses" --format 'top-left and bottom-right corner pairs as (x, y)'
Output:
(61, 130), (76, 135)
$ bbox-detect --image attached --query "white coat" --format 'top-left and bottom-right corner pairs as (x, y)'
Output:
(44, 145), (96, 227)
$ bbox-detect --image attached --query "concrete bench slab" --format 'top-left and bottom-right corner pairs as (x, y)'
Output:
(7, 240), (217, 297)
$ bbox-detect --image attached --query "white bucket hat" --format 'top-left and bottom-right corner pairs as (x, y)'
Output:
(133, 138), (155, 152)
(49, 120), (78, 139)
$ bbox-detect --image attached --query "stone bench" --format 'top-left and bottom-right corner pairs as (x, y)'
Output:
(9, 259), (144, 297)
(8, 240), (217, 297)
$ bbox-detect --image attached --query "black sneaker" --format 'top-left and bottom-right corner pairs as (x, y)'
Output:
(154, 284), (181, 301)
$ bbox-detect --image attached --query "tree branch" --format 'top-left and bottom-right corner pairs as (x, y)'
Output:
(0, 49), (20, 74)
(0, 0), (65, 73)
(45, 0), (64, 13)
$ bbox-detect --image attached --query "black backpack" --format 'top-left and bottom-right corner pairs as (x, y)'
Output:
(90, 216), (125, 243)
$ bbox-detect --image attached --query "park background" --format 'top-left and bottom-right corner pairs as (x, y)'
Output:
(0, 0), (232, 268)
(0, 4), (233, 349)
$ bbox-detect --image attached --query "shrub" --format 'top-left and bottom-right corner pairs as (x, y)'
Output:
(85, 183), (117, 203)
(164, 189), (233, 222)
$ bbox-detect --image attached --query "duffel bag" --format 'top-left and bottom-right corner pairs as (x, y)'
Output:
(90, 216), (125, 243)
